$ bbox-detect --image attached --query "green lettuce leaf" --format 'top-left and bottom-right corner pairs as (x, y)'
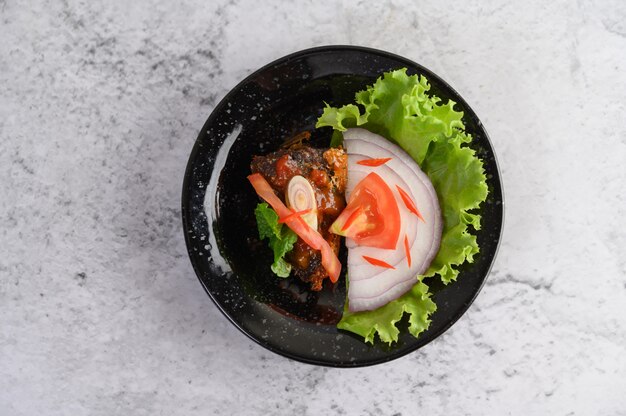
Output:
(337, 281), (436, 344)
(421, 133), (488, 283)
(254, 203), (298, 278)
(317, 69), (464, 164)
(317, 68), (488, 343)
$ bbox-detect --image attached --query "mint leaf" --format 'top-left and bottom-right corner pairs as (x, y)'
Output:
(254, 202), (281, 240)
(270, 257), (292, 278)
(254, 203), (297, 278)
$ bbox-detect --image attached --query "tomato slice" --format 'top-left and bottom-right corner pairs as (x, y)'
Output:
(341, 206), (364, 232)
(330, 172), (401, 250)
(247, 173), (341, 283)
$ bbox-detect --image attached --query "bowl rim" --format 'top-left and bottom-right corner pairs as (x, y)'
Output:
(181, 45), (505, 367)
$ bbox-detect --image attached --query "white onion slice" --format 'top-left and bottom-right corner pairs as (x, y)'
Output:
(342, 128), (443, 312)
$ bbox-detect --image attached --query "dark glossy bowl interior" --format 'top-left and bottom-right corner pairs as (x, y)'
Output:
(181, 46), (503, 367)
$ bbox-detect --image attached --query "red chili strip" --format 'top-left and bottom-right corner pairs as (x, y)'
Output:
(396, 185), (425, 222)
(404, 234), (411, 268)
(341, 206), (364, 231)
(362, 255), (396, 269)
(356, 157), (392, 167)
(278, 208), (312, 224)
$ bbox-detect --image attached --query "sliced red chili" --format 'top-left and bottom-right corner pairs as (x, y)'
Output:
(396, 185), (425, 222)
(341, 206), (364, 232)
(362, 255), (395, 270)
(278, 208), (312, 224)
(404, 234), (411, 268)
(356, 157), (392, 167)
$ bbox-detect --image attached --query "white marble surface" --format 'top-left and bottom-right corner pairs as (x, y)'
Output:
(1, 0), (625, 414)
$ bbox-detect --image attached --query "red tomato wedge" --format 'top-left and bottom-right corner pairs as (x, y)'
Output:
(330, 172), (401, 250)
(341, 206), (364, 232)
(277, 208), (312, 224)
(247, 173), (341, 283)
(356, 157), (392, 167)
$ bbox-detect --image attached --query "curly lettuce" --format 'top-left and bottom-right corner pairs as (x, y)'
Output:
(316, 68), (488, 344)
(337, 281), (436, 344)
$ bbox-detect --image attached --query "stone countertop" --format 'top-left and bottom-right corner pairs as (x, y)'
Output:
(1, 1), (625, 415)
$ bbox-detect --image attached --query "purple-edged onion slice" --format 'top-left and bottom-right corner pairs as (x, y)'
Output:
(342, 128), (443, 312)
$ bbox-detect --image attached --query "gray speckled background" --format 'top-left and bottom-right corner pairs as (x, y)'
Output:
(1, 1), (625, 415)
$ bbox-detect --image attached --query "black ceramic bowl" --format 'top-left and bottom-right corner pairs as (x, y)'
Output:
(182, 46), (503, 367)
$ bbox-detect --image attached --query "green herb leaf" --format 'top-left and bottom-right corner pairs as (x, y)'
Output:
(270, 256), (292, 278)
(254, 203), (297, 278)
(254, 202), (281, 240)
